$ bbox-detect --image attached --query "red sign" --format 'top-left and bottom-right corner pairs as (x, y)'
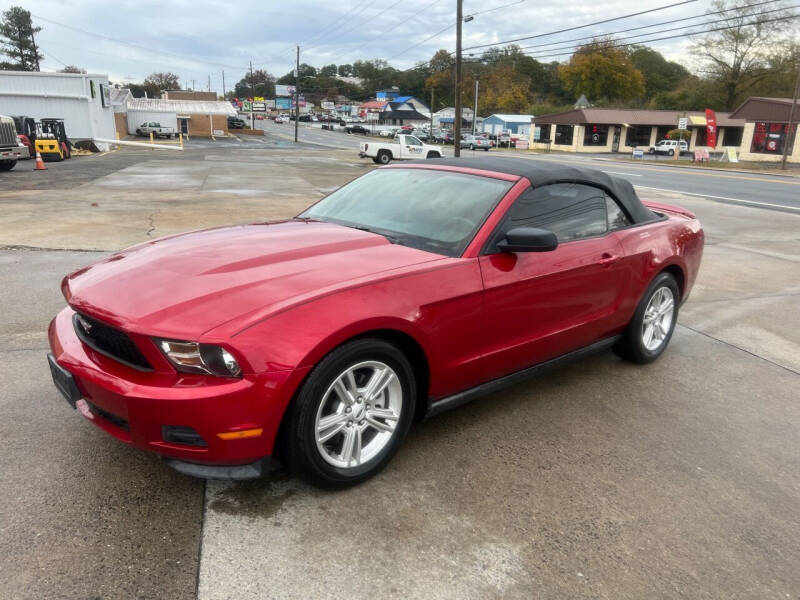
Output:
(705, 108), (717, 148)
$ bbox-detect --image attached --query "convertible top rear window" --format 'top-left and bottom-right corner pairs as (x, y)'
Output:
(300, 168), (513, 257)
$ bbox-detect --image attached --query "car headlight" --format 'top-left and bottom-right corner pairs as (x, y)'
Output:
(157, 339), (242, 378)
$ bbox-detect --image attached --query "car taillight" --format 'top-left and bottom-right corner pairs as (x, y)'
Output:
(364, 144), (368, 151)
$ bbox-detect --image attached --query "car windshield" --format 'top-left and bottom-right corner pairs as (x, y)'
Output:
(299, 168), (514, 257)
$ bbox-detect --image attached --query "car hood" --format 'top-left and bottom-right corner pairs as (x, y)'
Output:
(64, 220), (444, 339)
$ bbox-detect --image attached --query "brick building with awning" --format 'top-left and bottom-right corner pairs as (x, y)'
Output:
(728, 97), (799, 163)
(530, 107), (745, 154)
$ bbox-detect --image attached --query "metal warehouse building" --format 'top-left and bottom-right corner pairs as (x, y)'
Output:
(481, 114), (534, 136)
(126, 98), (238, 137)
(0, 70), (116, 149)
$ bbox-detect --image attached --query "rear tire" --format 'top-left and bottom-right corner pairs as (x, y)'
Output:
(614, 272), (680, 364)
(287, 338), (415, 487)
(668, 149), (675, 156)
(377, 150), (391, 164)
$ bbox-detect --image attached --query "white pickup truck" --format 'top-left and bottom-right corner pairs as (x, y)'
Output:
(359, 134), (444, 164)
(135, 122), (177, 139)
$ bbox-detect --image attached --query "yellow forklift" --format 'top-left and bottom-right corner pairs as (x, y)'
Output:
(35, 118), (72, 161)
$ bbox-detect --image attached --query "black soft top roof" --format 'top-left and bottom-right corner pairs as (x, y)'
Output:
(409, 156), (658, 224)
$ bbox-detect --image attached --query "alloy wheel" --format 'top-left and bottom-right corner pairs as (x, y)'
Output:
(314, 361), (402, 469)
(642, 287), (675, 351)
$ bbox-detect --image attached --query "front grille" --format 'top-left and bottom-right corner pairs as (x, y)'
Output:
(0, 120), (17, 148)
(88, 401), (129, 431)
(73, 312), (153, 371)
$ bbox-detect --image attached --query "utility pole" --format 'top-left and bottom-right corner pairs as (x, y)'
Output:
(295, 44), (300, 143)
(249, 60), (255, 129)
(207, 74), (211, 92)
(472, 78), (479, 136)
(222, 70), (226, 99)
(781, 62), (800, 170)
(430, 88), (434, 134)
(454, 0), (463, 157)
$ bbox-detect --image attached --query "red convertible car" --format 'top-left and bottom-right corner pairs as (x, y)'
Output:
(48, 157), (704, 486)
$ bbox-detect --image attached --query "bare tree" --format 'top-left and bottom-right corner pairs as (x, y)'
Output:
(58, 65), (87, 74)
(692, 0), (797, 109)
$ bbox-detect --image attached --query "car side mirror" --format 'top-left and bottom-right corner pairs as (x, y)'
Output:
(497, 227), (558, 253)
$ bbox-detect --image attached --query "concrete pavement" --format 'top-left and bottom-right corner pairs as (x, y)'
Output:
(1, 145), (798, 599)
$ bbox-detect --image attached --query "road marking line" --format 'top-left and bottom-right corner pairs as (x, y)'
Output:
(636, 185), (800, 212)
(604, 171), (643, 177)
(515, 153), (800, 185)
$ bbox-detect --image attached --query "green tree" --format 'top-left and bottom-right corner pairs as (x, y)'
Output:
(692, 0), (797, 109)
(558, 39), (645, 103)
(629, 46), (689, 99)
(0, 6), (43, 71)
(337, 64), (353, 77)
(319, 64), (337, 77)
(233, 69), (275, 98)
(142, 72), (180, 97)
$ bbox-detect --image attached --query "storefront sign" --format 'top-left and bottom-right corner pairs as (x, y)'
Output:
(694, 148), (709, 162)
(252, 102), (266, 112)
(275, 98), (292, 110)
(242, 101), (251, 112)
(275, 85), (296, 97)
(516, 140), (529, 150)
(632, 148), (644, 159)
(213, 129), (224, 136)
(678, 118), (688, 130)
(253, 96), (264, 102)
(726, 147), (739, 162)
(321, 101), (335, 110)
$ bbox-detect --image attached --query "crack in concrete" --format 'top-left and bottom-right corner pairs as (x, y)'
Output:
(146, 211), (157, 238)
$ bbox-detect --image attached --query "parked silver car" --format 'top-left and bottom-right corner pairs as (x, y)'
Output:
(460, 135), (491, 151)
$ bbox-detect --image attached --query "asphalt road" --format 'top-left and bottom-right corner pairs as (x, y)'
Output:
(1, 145), (798, 599)
(262, 121), (800, 212)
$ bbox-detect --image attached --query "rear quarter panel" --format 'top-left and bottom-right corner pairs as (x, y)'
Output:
(614, 211), (704, 320)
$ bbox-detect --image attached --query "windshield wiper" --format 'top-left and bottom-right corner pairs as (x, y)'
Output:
(351, 225), (401, 244)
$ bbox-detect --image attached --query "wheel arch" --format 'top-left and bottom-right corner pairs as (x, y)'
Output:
(272, 325), (432, 460)
(659, 263), (686, 299)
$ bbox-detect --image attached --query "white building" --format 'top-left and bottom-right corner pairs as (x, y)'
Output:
(126, 98), (237, 136)
(433, 107), (474, 128)
(0, 70), (116, 149)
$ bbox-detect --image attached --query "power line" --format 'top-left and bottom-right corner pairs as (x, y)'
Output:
(31, 13), (249, 71)
(516, 13), (799, 60)
(386, 22), (454, 61)
(509, 0), (784, 53)
(515, 4), (796, 57)
(462, 0), (700, 51)
(467, 0), (527, 18)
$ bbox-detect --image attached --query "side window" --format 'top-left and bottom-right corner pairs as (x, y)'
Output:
(501, 183), (608, 243)
(406, 136), (422, 146)
(605, 194), (631, 230)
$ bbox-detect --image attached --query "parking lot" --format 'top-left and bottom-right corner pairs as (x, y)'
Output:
(1, 140), (799, 599)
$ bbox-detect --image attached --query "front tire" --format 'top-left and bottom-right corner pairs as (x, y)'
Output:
(614, 272), (679, 364)
(0, 159), (16, 171)
(287, 338), (415, 487)
(426, 151), (440, 159)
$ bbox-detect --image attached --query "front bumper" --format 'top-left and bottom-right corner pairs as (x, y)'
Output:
(1, 147), (27, 161)
(47, 307), (304, 473)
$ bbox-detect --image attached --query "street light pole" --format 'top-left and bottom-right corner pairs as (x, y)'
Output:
(472, 78), (479, 136)
(454, 0), (463, 157)
(295, 45), (300, 144)
(781, 61), (799, 170)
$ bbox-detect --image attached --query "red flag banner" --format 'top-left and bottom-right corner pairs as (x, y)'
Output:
(705, 108), (717, 148)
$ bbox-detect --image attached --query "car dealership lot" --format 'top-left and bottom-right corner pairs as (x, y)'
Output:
(1, 145), (798, 599)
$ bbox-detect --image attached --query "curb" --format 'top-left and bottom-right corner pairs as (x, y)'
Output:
(590, 157), (800, 179)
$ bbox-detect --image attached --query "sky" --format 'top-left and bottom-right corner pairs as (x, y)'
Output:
(9, 0), (710, 94)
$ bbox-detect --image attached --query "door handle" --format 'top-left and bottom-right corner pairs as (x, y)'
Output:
(598, 253), (620, 266)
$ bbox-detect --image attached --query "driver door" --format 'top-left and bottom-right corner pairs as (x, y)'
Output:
(478, 183), (632, 380)
(400, 136), (424, 159)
